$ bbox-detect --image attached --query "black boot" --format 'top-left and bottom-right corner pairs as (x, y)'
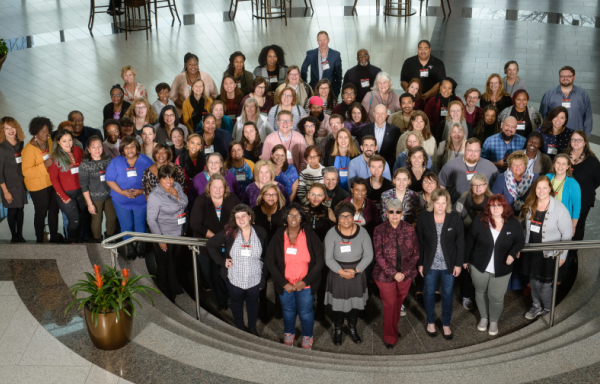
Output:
(126, 243), (137, 260)
(347, 310), (362, 344)
(136, 241), (146, 258)
(333, 312), (344, 346)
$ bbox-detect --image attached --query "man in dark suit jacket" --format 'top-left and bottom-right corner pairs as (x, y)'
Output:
(360, 104), (401, 171)
(300, 31), (343, 97)
(68, 110), (104, 148)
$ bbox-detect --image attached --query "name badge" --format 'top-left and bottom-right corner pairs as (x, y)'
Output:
(440, 107), (448, 117)
(517, 121), (526, 130)
(286, 150), (292, 159)
(71, 163), (80, 174)
(286, 247), (297, 255)
(387, 108), (392, 116)
(466, 171), (476, 180)
(420, 69), (429, 78)
(547, 145), (558, 155)
(228, 115), (236, 120)
(127, 167), (137, 177)
(99, 170), (106, 182)
(42, 151), (50, 161)
(360, 79), (370, 88)
(237, 83), (242, 88)
(204, 145), (214, 154)
(165, 140), (173, 146)
(339, 167), (348, 177)
(340, 244), (351, 253)
(241, 244), (252, 257)
(177, 213), (186, 225)
(562, 99), (571, 108)
(530, 220), (542, 233)
(216, 207), (222, 219)
(269, 76), (278, 83)
(187, 84), (192, 95)
(15, 153), (22, 164)
(236, 172), (246, 182)
(321, 61), (330, 70)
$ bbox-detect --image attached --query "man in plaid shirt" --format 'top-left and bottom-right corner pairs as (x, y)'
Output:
(481, 117), (525, 171)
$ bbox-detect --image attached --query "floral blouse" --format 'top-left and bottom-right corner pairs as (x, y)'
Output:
(123, 82), (148, 103)
(274, 164), (299, 198)
(380, 188), (420, 224)
(142, 163), (185, 196)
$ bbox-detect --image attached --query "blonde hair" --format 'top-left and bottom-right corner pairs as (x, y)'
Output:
(124, 97), (158, 124)
(256, 183), (285, 207)
(189, 78), (208, 99)
(507, 151), (529, 167)
(121, 65), (137, 80)
(331, 128), (360, 157)
(446, 100), (465, 121)
(240, 98), (260, 124)
(427, 188), (453, 213)
(253, 160), (276, 181)
(467, 173), (493, 198)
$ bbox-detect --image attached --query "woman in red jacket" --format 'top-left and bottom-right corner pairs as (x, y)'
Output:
(424, 77), (463, 129)
(48, 130), (85, 243)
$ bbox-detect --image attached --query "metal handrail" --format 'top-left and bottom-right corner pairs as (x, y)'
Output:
(102, 232), (208, 321)
(101, 234), (598, 329)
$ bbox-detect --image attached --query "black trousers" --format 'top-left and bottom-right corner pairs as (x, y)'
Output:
(226, 279), (260, 331)
(199, 253), (229, 307)
(55, 189), (87, 242)
(152, 243), (183, 301)
(29, 186), (60, 242)
(107, 0), (122, 10)
(560, 205), (590, 289)
(6, 207), (24, 241)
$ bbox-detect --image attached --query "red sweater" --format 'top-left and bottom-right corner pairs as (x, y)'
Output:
(424, 96), (464, 128)
(465, 106), (483, 128)
(48, 146), (83, 201)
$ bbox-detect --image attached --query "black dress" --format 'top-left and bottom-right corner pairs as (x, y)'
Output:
(303, 203), (333, 242)
(521, 210), (554, 283)
(366, 177), (393, 211)
(480, 95), (513, 114)
(0, 140), (27, 208)
(252, 205), (284, 246)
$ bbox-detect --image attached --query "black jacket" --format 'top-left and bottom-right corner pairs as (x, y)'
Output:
(416, 210), (465, 275)
(51, 126), (104, 148)
(359, 122), (401, 171)
(266, 226), (325, 296)
(190, 193), (240, 254)
(464, 215), (525, 277)
(207, 225), (269, 288)
(103, 101), (131, 123)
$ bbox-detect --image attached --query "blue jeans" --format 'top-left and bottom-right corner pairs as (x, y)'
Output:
(424, 268), (455, 327)
(113, 201), (147, 240)
(279, 288), (315, 337)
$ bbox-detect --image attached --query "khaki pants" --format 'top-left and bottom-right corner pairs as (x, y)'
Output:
(91, 198), (117, 240)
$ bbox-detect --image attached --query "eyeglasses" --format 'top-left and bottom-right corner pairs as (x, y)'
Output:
(571, 138), (584, 143)
(287, 214), (302, 219)
(281, 94), (293, 99)
(490, 205), (503, 209)
(164, 113), (175, 118)
(135, 106), (147, 110)
(472, 184), (487, 188)
(309, 193), (324, 198)
(307, 155), (320, 160)
(343, 92), (355, 96)
(423, 180), (437, 185)
(264, 193), (278, 198)
(560, 75), (573, 79)
(304, 124), (316, 129)
(111, 94), (123, 98)
(338, 214), (353, 220)
(388, 210), (402, 214)
(278, 120), (292, 125)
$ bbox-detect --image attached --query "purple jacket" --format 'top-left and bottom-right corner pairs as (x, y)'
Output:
(190, 170), (243, 208)
(241, 182), (289, 208)
(372, 220), (420, 283)
(343, 197), (379, 239)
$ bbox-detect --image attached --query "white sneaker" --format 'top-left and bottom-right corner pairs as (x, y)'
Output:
(477, 318), (488, 331)
(463, 297), (474, 310)
(525, 306), (543, 320)
(488, 322), (498, 336)
(401, 304), (406, 316)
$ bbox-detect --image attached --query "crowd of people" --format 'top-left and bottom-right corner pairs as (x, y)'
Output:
(1, 32), (598, 351)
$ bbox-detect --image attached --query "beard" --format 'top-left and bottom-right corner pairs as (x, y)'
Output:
(501, 132), (514, 141)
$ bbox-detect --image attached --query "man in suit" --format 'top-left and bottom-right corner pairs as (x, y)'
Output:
(301, 31), (343, 98)
(360, 104), (401, 171)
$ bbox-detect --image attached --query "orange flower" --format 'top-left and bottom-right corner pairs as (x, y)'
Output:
(93, 265), (103, 290)
(121, 269), (130, 287)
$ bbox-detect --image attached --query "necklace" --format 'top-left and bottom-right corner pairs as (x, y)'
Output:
(35, 137), (48, 151)
(569, 150), (585, 165)
(515, 109), (526, 121)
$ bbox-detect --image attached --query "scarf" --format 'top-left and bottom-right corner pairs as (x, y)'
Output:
(504, 167), (534, 211)
(179, 149), (206, 180)
(294, 83), (308, 107)
(190, 95), (206, 129)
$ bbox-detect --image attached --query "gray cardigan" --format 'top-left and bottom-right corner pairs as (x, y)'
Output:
(524, 197), (573, 260)
(147, 182), (188, 236)
(498, 105), (543, 129)
(324, 225), (373, 273)
(0, 140), (27, 208)
(502, 77), (528, 96)
(79, 157), (112, 201)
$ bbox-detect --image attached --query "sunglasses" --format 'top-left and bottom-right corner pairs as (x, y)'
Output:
(387, 210), (402, 215)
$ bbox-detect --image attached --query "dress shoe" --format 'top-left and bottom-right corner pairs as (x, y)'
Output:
(385, 342), (394, 349)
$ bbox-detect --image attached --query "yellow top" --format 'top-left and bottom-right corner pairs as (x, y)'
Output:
(551, 177), (565, 202)
(22, 138), (54, 192)
(182, 97), (213, 134)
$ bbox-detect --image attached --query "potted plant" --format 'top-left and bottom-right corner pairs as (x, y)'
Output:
(0, 39), (7, 72)
(65, 264), (160, 350)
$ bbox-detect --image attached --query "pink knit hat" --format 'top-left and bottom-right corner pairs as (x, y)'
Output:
(308, 96), (324, 107)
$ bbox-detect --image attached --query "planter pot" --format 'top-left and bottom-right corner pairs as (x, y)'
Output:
(0, 55), (6, 72)
(84, 304), (133, 350)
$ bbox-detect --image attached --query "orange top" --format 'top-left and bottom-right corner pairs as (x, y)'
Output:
(284, 230), (311, 287)
(22, 138), (54, 192)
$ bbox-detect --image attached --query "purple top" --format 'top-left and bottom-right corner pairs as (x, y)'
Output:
(241, 181), (289, 208)
(190, 170), (243, 209)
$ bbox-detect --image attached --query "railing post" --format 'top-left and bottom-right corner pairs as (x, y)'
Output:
(110, 248), (119, 269)
(190, 245), (202, 321)
(549, 254), (561, 328)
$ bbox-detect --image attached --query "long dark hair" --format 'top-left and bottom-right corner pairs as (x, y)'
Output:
(82, 135), (110, 161)
(520, 176), (555, 220)
(565, 130), (597, 159)
(346, 102), (369, 123)
(51, 130), (75, 172)
(225, 204), (255, 238)
(219, 76), (244, 104)
(314, 79), (337, 109)
(540, 106), (569, 135)
(240, 121), (262, 159)
(258, 45), (286, 67)
(225, 140), (243, 169)
(158, 105), (179, 128)
(475, 104), (500, 142)
(180, 134), (205, 179)
(225, 51), (246, 76)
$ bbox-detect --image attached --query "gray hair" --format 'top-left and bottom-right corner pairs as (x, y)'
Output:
(371, 72), (394, 93)
(322, 166), (338, 178)
(386, 198), (403, 212)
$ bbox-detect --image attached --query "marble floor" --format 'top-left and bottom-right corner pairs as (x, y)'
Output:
(2, 0), (600, 382)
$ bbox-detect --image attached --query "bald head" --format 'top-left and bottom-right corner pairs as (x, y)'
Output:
(374, 104), (388, 125)
(501, 116), (517, 138)
(357, 49), (370, 66)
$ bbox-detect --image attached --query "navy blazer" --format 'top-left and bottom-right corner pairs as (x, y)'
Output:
(359, 122), (401, 171)
(195, 127), (233, 161)
(300, 48), (343, 97)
